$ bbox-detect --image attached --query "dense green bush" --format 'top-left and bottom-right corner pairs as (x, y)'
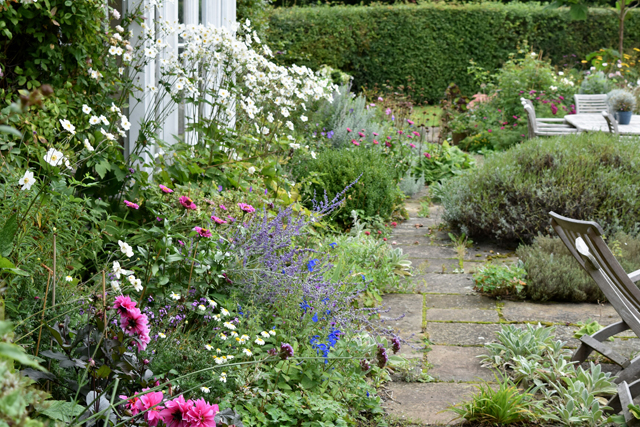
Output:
(518, 234), (640, 302)
(441, 133), (640, 242)
(267, 3), (640, 101)
(291, 148), (404, 227)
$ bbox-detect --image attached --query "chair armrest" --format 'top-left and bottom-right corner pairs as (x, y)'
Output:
(538, 118), (568, 122)
(628, 269), (640, 283)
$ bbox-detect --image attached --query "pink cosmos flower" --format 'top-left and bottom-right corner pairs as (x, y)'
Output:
(219, 204), (227, 210)
(238, 203), (255, 213)
(160, 395), (193, 427)
(114, 295), (137, 316)
(412, 131), (420, 136)
(186, 399), (219, 427)
(352, 140), (360, 146)
(487, 129), (492, 133)
(424, 152), (431, 158)
(373, 132), (379, 136)
(193, 226), (202, 233)
(407, 119), (414, 125)
(124, 200), (140, 209)
(358, 132), (365, 137)
(346, 127), (352, 133)
(211, 215), (227, 225)
(500, 126), (505, 130)
(179, 196), (197, 210)
(373, 140), (379, 144)
(159, 184), (173, 193)
(398, 130), (403, 134)
(198, 228), (212, 238)
(135, 391), (164, 427)
(120, 307), (149, 336)
(409, 144), (416, 148)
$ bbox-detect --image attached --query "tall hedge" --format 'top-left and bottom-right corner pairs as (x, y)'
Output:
(266, 3), (640, 101)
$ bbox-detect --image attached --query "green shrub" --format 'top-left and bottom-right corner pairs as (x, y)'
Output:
(291, 148), (404, 228)
(411, 141), (475, 185)
(473, 263), (527, 299)
(517, 234), (640, 302)
(579, 71), (612, 94)
(267, 3), (640, 102)
(441, 133), (640, 242)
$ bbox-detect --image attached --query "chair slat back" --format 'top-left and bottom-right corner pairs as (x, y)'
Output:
(550, 211), (640, 334)
(523, 104), (537, 138)
(575, 94), (609, 114)
(602, 111), (620, 134)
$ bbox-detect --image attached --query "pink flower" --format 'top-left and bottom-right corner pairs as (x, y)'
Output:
(179, 196), (197, 210)
(135, 326), (151, 351)
(198, 228), (212, 238)
(385, 142), (391, 147)
(358, 132), (365, 137)
(373, 132), (379, 136)
(352, 140), (360, 146)
(387, 136), (392, 140)
(407, 119), (414, 125)
(186, 399), (219, 427)
(114, 295), (137, 316)
(211, 216), (227, 225)
(120, 308), (149, 336)
(159, 184), (173, 193)
(124, 200), (140, 209)
(487, 129), (492, 133)
(219, 204), (227, 211)
(412, 131), (420, 136)
(398, 130), (403, 134)
(135, 391), (164, 427)
(500, 126), (505, 130)
(391, 222), (397, 227)
(160, 395), (193, 427)
(346, 127), (352, 133)
(424, 152), (431, 158)
(364, 231), (370, 235)
(385, 108), (392, 115)
(378, 96), (383, 101)
(238, 203), (255, 213)
(194, 226), (202, 233)
(409, 143), (416, 148)
(120, 394), (141, 415)
(373, 140), (379, 144)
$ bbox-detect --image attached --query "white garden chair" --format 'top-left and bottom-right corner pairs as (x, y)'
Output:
(521, 101), (578, 139)
(602, 111), (619, 134)
(574, 94), (609, 114)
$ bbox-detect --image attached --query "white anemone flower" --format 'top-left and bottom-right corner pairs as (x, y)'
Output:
(111, 280), (121, 293)
(84, 139), (95, 152)
(59, 119), (76, 135)
(18, 170), (36, 191)
(82, 104), (92, 114)
(44, 148), (65, 166)
(89, 116), (100, 125)
(247, 166), (255, 175)
(99, 115), (109, 126)
(300, 115), (308, 122)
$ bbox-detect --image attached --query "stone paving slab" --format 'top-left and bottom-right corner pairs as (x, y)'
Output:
(381, 294), (424, 337)
(609, 338), (640, 359)
(428, 345), (494, 382)
(384, 382), (474, 425)
(502, 301), (621, 325)
(428, 323), (503, 346)
(411, 258), (485, 274)
(400, 245), (458, 259)
(425, 294), (496, 310)
(393, 236), (434, 246)
(427, 308), (499, 323)
(398, 338), (428, 359)
(414, 273), (475, 294)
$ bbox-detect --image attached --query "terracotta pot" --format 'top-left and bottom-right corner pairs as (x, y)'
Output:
(452, 132), (469, 145)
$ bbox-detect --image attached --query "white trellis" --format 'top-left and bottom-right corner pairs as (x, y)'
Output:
(123, 0), (236, 158)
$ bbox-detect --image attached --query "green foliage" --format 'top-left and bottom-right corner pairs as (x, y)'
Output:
(411, 142), (475, 185)
(517, 233), (640, 302)
(473, 263), (527, 299)
(267, 3), (640, 102)
(291, 147), (404, 228)
(574, 319), (608, 340)
(442, 133), (640, 242)
(579, 71), (612, 94)
(480, 323), (561, 369)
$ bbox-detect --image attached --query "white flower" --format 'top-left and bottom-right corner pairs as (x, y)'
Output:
(247, 166), (255, 175)
(300, 115), (308, 122)
(109, 46), (119, 55)
(82, 104), (92, 114)
(558, 71), (564, 76)
(208, 299), (217, 307)
(170, 292), (181, 300)
(260, 331), (270, 338)
(144, 47), (157, 58)
(18, 170), (36, 191)
(602, 63), (608, 67)
(44, 148), (65, 167)
(212, 314), (221, 321)
(118, 67), (124, 75)
(65, 275), (73, 282)
(286, 121), (294, 131)
(281, 107), (290, 117)
(201, 386), (210, 393)
(115, 25), (124, 32)
(59, 119), (76, 135)
(267, 113), (274, 123)
(112, 261), (125, 279)
(110, 103), (120, 114)
(310, 151), (317, 159)
(100, 129), (115, 141)
(113, 33), (122, 42)
(132, 278), (142, 292)
(127, 274), (136, 285)
(111, 280), (121, 292)
(123, 53), (132, 62)
(549, 86), (558, 91)
(223, 321), (236, 330)
(121, 117), (131, 131)
(269, 330), (276, 336)
(219, 333), (228, 340)
(118, 240), (134, 257)
(216, 348), (222, 354)
(220, 373), (227, 383)
(289, 143), (300, 149)
(219, 89), (229, 98)
(89, 116), (100, 125)
(243, 348), (253, 356)
(530, 52), (538, 58)
(205, 344), (214, 351)
(214, 356), (223, 364)
(111, 8), (120, 19)
(198, 304), (206, 311)
(83, 139), (95, 152)
(99, 115), (109, 126)
(158, 332), (167, 339)
(255, 337), (265, 346)
(221, 308), (230, 316)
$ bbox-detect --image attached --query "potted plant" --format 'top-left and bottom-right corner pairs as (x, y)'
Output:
(608, 89), (637, 125)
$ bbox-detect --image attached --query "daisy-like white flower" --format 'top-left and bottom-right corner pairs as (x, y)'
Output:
(59, 119), (76, 135)
(115, 25), (124, 32)
(223, 322), (236, 330)
(269, 330), (276, 336)
(82, 104), (92, 114)
(311, 151), (317, 159)
(255, 337), (265, 346)
(123, 53), (132, 62)
(112, 33), (122, 42)
(216, 348), (222, 354)
(230, 331), (238, 338)
(44, 148), (65, 167)
(100, 129), (115, 141)
(198, 304), (206, 312)
(247, 166), (255, 175)
(219, 88), (229, 98)
(89, 116), (100, 125)
(121, 117), (131, 131)
(221, 308), (230, 316)
(212, 314), (221, 321)
(226, 355), (235, 360)
(208, 299), (217, 307)
(243, 348), (253, 356)
(214, 357), (223, 365)
(18, 170), (36, 191)
(110, 103), (120, 114)
(260, 331), (270, 339)
(115, 46), (123, 56)
(267, 113), (274, 123)
(300, 115), (308, 122)
(111, 280), (121, 292)
(281, 107), (290, 117)
(65, 275), (73, 282)
(127, 275), (137, 285)
(118, 67), (124, 75)
(158, 332), (167, 338)
(205, 344), (213, 351)
(83, 139), (95, 152)
(118, 240), (134, 257)
(112, 261), (127, 279)
(219, 333), (228, 340)
(99, 115), (109, 126)
(109, 46), (119, 55)
(220, 373), (227, 383)
(286, 121), (294, 131)
(201, 386), (210, 393)
(170, 292), (180, 300)
(132, 278), (143, 292)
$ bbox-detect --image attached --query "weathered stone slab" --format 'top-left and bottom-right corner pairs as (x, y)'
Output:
(414, 273), (475, 294)
(380, 294), (424, 337)
(609, 338), (640, 359)
(410, 258), (484, 274)
(428, 345), (494, 382)
(426, 294), (496, 310)
(384, 382), (474, 425)
(391, 236), (434, 246)
(427, 308), (499, 323)
(502, 301), (621, 325)
(428, 323), (503, 346)
(400, 245), (458, 259)
(397, 338), (428, 360)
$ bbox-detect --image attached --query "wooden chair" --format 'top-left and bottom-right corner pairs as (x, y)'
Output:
(550, 211), (640, 425)
(602, 111), (620, 134)
(522, 103), (579, 139)
(575, 94), (609, 114)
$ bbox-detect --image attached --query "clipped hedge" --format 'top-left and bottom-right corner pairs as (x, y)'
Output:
(267, 3), (640, 101)
(441, 133), (640, 243)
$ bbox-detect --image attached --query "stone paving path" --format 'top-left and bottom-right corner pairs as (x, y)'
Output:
(381, 188), (640, 425)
